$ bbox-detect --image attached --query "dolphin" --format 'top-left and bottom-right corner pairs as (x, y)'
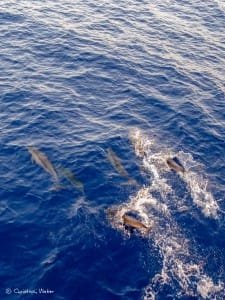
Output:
(106, 208), (152, 235)
(122, 213), (151, 233)
(28, 146), (59, 181)
(58, 167), (84, 193)
(107, 148), (137, 186)
(166, 157), (185, 174)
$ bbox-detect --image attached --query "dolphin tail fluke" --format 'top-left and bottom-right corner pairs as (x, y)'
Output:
(129, 178), (139, 187)
(49, 183), (66, 192)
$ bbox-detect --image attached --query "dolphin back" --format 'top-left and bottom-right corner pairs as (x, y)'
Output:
(166, 157), (185, 173)
(122, 214), (148, 230)
(28, 146), (58, 181)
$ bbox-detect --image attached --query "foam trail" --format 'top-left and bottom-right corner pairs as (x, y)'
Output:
(130, 128), (219, 218)
(177, 151), (219, 218)
(183, 171), (218, 218)
(112, 128), (225, 298)
(111, 186), (224, 299)
(130, 128), (173, 198)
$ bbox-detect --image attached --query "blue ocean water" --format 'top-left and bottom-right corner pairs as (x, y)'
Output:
(0, 0), (225, 299)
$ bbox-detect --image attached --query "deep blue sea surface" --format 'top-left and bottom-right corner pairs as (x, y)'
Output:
(1, 1), (225, 299)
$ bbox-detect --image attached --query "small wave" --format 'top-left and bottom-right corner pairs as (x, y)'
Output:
(0, 201), (18, 218)
(67, 196), (89, 219)
(41, 249), (58, 266)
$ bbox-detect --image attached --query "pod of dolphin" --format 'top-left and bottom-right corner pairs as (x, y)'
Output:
(27, 140), (186, 236)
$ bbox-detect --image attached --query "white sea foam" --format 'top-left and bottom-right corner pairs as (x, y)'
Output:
(177, 151), (219, 218)
(130, 128), (173, 197)
(109, 128), (224, 299)
(130, 128), (219, 218)
(113, 186), (224, 299)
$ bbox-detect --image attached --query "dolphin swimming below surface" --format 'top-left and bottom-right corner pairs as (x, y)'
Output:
(107, 148), (137, 186)
(28, 146), (59, 181)
(166, 157), (185, 174)
(58, 167), (84, 193)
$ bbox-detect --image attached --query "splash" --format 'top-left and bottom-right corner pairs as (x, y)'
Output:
(130, 128), (219, 218)
(111, 185), (224, 299)
(177, 151), (219, 218)
(130, 128), (173, 197)
(108, 128), (224, 299)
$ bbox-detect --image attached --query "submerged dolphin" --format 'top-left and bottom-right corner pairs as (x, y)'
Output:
(58, 167), (84, 193)
(28, 146), (59, 181)
(107, 148), (137, 185)
(122, 213), (151, 233)
(166, 157), (185, 174)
